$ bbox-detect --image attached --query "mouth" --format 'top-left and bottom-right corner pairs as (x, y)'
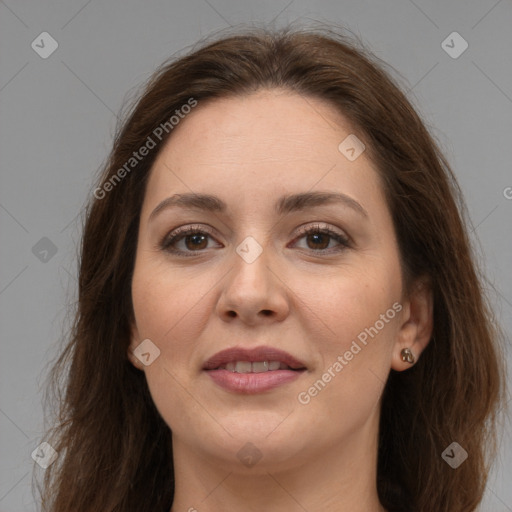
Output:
(203, 346), (307, 394)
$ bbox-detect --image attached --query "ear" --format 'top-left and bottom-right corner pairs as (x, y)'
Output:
(127, 323), (144, 371)
(391, 276), (433, 371)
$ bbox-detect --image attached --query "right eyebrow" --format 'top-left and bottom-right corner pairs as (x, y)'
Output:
(148, 191), (368, 223)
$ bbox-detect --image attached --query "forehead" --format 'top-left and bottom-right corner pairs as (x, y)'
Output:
(160, 89), (357, 162)
(142, 90), (385, 219)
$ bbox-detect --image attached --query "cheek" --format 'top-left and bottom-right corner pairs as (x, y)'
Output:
(130, 254), (227, 370)
(294, 309), (399, 448)
(131, 252), (215, 344)
(307, 285), (399, 390)
(292, 259), (401, 422)
(294, 256), (401, 357)
(131, 263), (212, 431)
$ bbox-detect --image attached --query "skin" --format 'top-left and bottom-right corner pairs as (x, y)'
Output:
(128, 89), (433, 512)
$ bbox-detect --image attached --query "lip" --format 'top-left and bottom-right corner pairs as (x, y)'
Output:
(203, 346), (306, 370)
(203, 346), (307, 394)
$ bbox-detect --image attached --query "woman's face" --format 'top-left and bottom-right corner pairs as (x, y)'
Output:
(129, 89), (411, 471)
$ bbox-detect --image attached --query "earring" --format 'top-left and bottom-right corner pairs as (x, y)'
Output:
(400, 347), (415, 364)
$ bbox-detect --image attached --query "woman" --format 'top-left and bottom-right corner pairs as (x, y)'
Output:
(38, 25), (505, 511)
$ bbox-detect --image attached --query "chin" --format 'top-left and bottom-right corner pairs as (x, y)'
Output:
(197, 413), (311, 469)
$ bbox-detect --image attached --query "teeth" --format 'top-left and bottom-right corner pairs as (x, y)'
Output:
(225, 362), (236, 372)
(221, 361), (291, 373)
(252, 361), (268, 373)
(235, 361), (252, 373)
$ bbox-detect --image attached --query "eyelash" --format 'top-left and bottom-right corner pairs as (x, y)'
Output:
(159, 223), (351, 257)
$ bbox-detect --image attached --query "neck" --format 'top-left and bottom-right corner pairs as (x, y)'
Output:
(169, 412), (386, 512)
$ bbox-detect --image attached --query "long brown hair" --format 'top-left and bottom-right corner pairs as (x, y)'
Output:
(37, 25), (506, 512)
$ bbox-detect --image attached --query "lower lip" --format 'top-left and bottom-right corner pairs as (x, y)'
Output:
(205, 369), (304, 394)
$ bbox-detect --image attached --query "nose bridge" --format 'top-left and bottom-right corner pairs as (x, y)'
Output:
(230, 233), (271, 293)
(217, 231), (288, 323)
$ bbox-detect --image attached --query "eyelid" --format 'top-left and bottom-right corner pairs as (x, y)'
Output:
(159, 223), (218, 249)
(293, 222), (351, 244)
(159, 222), (352, 255)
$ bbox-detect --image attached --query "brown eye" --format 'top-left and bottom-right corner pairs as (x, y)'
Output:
(161, 223), (350, 257)
(180, 233), (209, 251)
(292, 224), (350, 253)
(161, 226), (220, 256)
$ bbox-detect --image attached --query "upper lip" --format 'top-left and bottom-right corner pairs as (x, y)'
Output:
(203, 346), (306, 370)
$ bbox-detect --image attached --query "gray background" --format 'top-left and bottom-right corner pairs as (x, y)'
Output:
(0, 0), (511, 510)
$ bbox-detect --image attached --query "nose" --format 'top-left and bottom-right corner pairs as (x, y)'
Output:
(215, 238), (290, 326)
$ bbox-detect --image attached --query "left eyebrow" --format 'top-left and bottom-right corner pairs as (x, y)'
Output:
(148, 191), (368, 223)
